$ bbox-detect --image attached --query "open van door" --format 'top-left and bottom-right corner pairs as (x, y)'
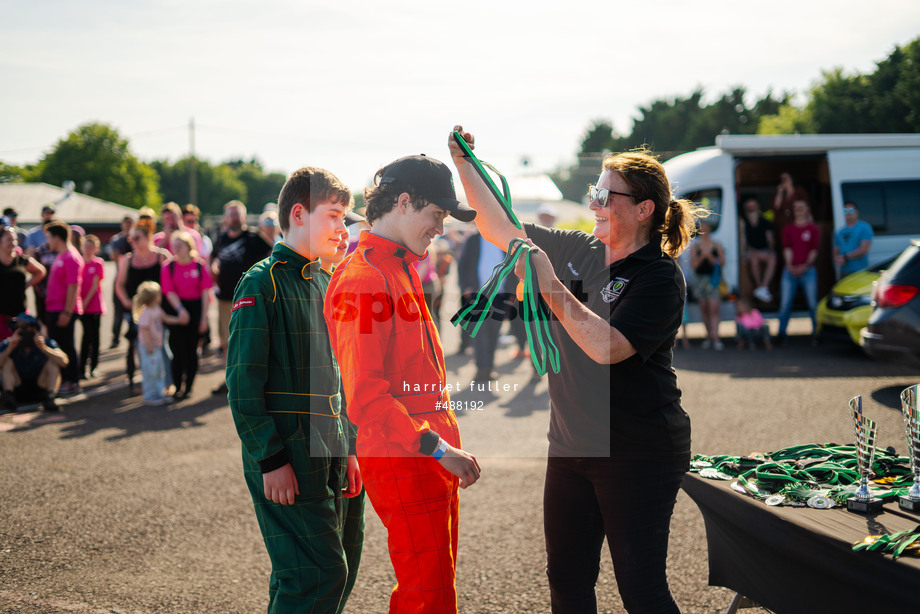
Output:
(733, 155), (834, 304)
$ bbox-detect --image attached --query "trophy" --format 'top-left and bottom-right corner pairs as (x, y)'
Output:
(847, 395), (884, 514)
(899, 385), (920, 512)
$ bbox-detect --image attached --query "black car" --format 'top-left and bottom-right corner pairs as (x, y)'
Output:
(861, 240), (920, 366)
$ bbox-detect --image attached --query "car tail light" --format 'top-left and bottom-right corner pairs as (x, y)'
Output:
(873, 282), (919, 308)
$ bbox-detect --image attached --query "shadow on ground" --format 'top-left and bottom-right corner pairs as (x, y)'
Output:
(5, 378), (228, 442)
(674, 335), (919, 380)
(871, 385), (920, 412)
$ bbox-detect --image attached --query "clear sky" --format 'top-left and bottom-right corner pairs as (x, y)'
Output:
(2, 0), (919, 196)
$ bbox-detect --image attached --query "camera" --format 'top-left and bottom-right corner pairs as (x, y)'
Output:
(17, 327), (35, 347)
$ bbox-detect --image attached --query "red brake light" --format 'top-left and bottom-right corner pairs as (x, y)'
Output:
(874, 283), (919, 308)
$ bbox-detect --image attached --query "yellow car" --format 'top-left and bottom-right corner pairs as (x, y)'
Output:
(816, 258), (895, 345)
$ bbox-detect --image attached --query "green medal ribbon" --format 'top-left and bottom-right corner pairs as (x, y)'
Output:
(451, 238), (560, 375)
(736, 472), (764, 498)
(519, 246), (561, 375)
(694, 443), (916, 509)
(853, 525), (920, 558)
(448, 135), (557, 374)
(451, 131), (523, 230)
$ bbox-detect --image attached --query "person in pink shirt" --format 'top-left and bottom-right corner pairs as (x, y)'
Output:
(43, 220), (84, 395)
(734, 298), (772, 350)
(79, 235), (106, 379)
(160, 231), (213, 401)
(153, 202), (205, 256)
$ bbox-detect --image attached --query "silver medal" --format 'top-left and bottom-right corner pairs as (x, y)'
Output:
(807, 495), (835, 509)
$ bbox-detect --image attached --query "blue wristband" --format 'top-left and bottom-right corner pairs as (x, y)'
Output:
(431, 438), (448, 460)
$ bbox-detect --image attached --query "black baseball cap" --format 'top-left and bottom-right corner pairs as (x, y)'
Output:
(378, 154), (476, 223)
(344, 211), (366, 227)
(13, 313), (38, 326)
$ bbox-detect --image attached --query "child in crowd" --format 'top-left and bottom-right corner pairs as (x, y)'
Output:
(133, 281), (187, 405)
(79, 235), (105, 379)
(735, 298), (772, 350)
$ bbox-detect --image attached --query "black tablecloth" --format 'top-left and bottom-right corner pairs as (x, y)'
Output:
(682, 472), (920, 614)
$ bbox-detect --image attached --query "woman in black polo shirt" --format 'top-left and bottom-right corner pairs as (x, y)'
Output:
(449, 127), (703, 613)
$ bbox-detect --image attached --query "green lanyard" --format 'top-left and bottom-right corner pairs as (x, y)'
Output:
(451, 131), (523, 230)
(853, 525), (920, 558)
(452, 239), (526, 339)
(451, 238), (560, 375)
(448, 136), (561, 374)
(519, 244), (561, 375)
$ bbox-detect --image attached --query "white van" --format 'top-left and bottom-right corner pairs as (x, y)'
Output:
(663, 134), (920, 307)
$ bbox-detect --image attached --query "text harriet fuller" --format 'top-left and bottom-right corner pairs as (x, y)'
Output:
(402, 381), (520, 393)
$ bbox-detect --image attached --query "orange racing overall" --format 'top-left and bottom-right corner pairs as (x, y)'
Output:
(325, 231), (461, 614)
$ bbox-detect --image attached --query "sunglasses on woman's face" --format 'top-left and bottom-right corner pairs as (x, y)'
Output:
(588, 185), (634, 207)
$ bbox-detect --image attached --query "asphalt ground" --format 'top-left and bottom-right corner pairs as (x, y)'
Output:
(3, 262), (919, 613)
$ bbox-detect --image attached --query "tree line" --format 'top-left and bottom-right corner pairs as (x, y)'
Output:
(552, 36), (919, 202)
(0, 123), (285, 216)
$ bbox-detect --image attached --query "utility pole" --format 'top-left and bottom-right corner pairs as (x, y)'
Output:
(189, 116), (197, 205)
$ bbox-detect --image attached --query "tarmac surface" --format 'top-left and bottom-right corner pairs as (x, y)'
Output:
(2, 265), (919, 613)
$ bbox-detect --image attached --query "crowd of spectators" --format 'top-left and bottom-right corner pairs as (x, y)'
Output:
(0, 200), (280, 413)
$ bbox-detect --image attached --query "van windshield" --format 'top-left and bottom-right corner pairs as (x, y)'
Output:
(681, 188), (723, 232)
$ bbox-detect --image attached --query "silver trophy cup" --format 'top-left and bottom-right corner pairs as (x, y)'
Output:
(847, 395), (884, 514)
(899, 385), (920, 512)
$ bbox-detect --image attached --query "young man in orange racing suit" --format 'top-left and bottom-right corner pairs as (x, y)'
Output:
(324, 155), (481, 614)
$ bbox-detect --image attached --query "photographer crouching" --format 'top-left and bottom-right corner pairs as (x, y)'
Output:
(0, 313), (69, 413)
